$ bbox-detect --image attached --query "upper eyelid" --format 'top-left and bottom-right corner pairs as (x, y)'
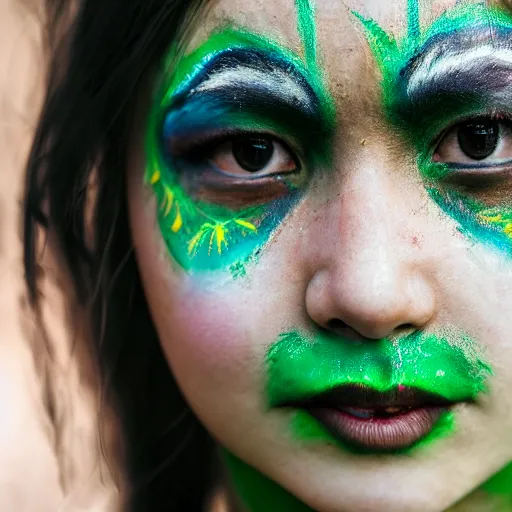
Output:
(390, 26), (512, 145)
(164, 48), (320, 113)
(159, 57), (332, 167)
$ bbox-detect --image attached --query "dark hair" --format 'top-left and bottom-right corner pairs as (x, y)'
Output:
(23, 1), (216, 510)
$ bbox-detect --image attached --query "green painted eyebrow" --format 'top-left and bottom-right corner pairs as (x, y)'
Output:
(155, 0), (333, 123)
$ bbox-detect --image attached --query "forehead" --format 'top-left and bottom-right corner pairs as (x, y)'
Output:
(184, 1), (504, 109)
(191, 0), (488, 52)
(179, 0), (507, 133)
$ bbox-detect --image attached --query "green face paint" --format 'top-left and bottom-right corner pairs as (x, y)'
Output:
(481, 462), (512, 507)
(223, 450), (314, 512)
(228, 326), (492, 511)
(355, 1), (512, 258)
(265, 329), (491, 452)
(145, 4), (334, 273)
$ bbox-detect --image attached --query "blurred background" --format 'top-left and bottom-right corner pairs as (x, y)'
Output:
(0, 1), (118, 509)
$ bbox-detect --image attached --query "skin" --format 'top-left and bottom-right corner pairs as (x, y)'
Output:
(128, 0), (512, 510)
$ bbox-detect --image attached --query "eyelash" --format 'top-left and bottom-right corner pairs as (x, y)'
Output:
(166, 129), (302, 172)
(432, 111), (511, 148)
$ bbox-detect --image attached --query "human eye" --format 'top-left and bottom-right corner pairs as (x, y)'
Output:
(426, 114), (512, 256)
(206, 136), (298, 178)
(433, 116), (512, 169)
(164, 130), (304, 208)
(173, 133), (300, 182)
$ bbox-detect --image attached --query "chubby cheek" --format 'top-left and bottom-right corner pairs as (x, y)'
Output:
(129, 183), (307, 443)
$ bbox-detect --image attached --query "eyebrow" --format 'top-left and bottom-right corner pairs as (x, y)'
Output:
(404, 25), (512, 104)
(169, 47), (321, 118)
(161, 46), (332, 156)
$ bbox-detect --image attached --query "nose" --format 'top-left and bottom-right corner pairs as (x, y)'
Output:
(305, 163), (436, 341)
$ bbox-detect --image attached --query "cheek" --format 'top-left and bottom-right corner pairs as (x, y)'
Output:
(128, 154), (311, 436)
(161, 285), (260, 395)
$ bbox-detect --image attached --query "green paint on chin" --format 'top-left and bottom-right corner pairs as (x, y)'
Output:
(482, 462), (512, 500)
(223, 451), (313, 512)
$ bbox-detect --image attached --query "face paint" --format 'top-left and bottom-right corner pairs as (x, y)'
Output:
(355, 1), (512, 258)
(480, 462), (512, 506)
(145, 10), (334, 273)
(223, 450), (314, 512)
(265, 329), (491, 453)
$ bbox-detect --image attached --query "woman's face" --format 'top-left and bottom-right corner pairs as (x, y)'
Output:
(128, 0), (512, 509)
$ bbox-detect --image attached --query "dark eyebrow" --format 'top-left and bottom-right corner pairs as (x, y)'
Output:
(404, 26), (512, 103)
(391, 25), (512, 135)
(162, 47), (331, 155)
(176, 47), (320, 114)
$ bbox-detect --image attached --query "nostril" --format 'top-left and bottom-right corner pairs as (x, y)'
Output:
(395, 323), (416, 334)
(325, 318), (367, 343)
(327, 319), (349, 331)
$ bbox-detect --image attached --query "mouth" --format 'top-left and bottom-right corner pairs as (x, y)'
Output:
(280, 385), (460, 452)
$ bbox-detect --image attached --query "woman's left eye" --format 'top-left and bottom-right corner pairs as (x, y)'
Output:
(208, 136), (298, 178)
(434, 117), (512, 166)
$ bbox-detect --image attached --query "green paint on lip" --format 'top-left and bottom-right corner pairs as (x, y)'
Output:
(266, 329), (491, 452)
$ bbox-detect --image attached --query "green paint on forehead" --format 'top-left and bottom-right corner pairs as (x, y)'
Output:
(296, 0), (318, 72)
(354, 1), (512, 141)
(407, 0), (421, 44)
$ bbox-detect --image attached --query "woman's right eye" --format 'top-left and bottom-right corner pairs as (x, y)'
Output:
(207, 136), (299, 178)
(434, 117), (512, 166)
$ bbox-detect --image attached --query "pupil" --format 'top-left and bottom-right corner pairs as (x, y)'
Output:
(457, 119), (500, 161)
(233, 138), (274, 173)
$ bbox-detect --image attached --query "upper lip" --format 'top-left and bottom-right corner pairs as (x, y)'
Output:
(277, 384), (459, 411)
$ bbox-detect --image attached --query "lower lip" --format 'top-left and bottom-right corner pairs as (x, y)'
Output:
(307, 406), (448, 452)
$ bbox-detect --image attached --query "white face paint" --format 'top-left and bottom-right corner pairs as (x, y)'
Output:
(407, 45), (512, 96)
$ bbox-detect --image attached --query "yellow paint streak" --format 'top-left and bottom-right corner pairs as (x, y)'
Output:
(188, 228), (208, 256)
(150, 170), (161, 184)
(171, 205), (183, 233)
(234, 219), (257, 232)
(505, 223), (512, 238)
(215, 224), (228, 254)
(163, 188), (175, 217)
(479, 211), (504, 224)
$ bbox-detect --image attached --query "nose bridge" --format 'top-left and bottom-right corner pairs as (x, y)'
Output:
(304, 150), (436, 340)
(323, 155), (411, 267)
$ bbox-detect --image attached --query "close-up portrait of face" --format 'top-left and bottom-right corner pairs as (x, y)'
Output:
(14, 0), (512, 510)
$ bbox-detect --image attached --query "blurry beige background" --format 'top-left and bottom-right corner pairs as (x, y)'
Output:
(0, 1), (118, 510)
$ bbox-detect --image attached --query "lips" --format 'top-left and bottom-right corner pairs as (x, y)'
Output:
(279, 384), (457, 452)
